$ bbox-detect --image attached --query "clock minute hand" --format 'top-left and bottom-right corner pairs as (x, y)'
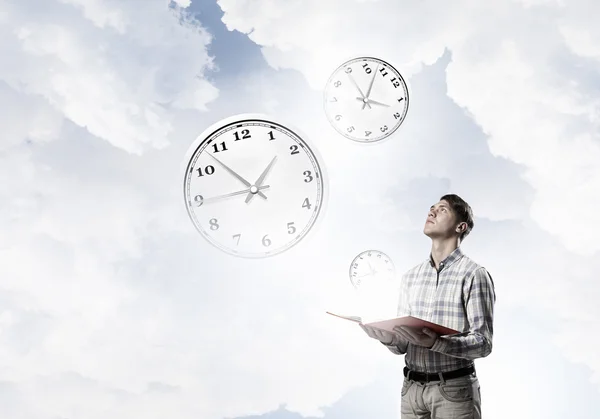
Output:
(246, 155), (278, 204)
(364, 64), (379, 98)
(362, 64), (379, 109)
(203, 185), (270, 204)
(346, 72), (372, 110)
(355, 97), (390, 108)
(208, 153), (268, 200)
(367, 98), (390, 108)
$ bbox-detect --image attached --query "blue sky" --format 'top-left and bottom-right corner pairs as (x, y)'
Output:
(0, 1), (599, 418)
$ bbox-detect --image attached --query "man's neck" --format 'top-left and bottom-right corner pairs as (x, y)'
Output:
(430, 239), (460, 269)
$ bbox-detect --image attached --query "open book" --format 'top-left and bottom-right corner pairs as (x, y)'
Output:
(326, 311), (461, 336)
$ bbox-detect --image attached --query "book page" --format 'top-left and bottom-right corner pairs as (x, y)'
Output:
(355, 278), (400, 323)
(327, 278), (401, 324)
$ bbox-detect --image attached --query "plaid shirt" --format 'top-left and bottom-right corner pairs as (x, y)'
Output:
(384, 247), (496, 373)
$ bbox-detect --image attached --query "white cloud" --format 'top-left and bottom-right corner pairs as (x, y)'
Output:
(0, 86), (64, 150)
(57, 0), (130, 32)
(0, 0), (218, 155)
(445, 38), (600, 256)
(218, 0), (465, 88)
(0, 2), (221, 414)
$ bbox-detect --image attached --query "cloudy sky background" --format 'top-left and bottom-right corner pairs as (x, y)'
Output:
(1, 0), (599, 418)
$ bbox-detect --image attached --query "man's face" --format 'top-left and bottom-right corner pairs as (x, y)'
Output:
(423, 200), (459, 238)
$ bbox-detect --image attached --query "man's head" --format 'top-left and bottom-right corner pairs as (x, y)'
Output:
(423, 194), (474, 243)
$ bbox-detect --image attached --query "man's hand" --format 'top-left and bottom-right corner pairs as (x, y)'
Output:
(393, 326), (438, 348)
(360, 323), (402, 346)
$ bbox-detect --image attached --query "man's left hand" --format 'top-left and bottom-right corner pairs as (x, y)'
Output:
(393, 326), (438, 348)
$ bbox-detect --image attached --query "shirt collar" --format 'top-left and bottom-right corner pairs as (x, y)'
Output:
(428, 247), (464, 270)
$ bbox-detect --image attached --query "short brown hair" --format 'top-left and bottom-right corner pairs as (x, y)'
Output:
(440, 194), (474, 242)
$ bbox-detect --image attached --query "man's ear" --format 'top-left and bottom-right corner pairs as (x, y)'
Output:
(456, 222), (466, 233)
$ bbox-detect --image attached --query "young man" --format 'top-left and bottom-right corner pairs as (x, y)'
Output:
(361, 194), (496, 419)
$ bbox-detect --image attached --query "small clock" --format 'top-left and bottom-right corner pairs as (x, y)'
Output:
(323, 56), (409, 143)
(349, 249), (396, 289)
(182, 114), (328, 258)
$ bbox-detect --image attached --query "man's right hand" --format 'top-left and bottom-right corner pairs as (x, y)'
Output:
(359, 323), (403, 346)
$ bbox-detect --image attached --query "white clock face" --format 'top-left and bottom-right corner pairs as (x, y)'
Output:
(349, 250), (396, 289)
(324, 57), (409, 143)
(182, 114), (327, 258)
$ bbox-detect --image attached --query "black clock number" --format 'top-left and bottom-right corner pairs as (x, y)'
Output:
(379, 67), (388, 77)
(212, 141), (228, 153)
(303, 170), (313, 183)
(233, 234), (241, 245)
(262, 235), (271, 247)
(287, 222), (296, 234)
(365, 130), (372, 137)
(268, 130), (276, 141)
(334, 81), (341, 87)
(290, 145), (299, 155)
(398, 97), (404, 102)
(345, 67), (352, 73)
(335, 115), (342, 121)
(380, 125), (388, 132)
(197, 165), (215, 177)
(393, 112), (401, 119)
(362, 63), (372, 74)
(390, 77), (401, 88)
(209, 218), (219, 230)
(234, 129), (251, 141)
(302, 197), (312, 210)
(193, 195), (203, 207)
(347, 126), (355, 133)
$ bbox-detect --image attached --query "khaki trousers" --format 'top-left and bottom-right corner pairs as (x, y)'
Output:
(399, 372), (481, 419)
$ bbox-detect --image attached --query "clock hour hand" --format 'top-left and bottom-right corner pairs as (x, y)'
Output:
(246, 155), (278, 204)
(207, 154), (268, 200)
(355, 97), (390, 108)
(201, 185), (270, 205)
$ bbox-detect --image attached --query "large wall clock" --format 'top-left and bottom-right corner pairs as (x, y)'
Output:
(182, 114), (328, 258)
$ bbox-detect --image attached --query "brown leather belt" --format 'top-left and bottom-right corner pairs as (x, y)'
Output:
(403, 365), (475, 383)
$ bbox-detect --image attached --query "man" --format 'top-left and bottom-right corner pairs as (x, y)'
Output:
(361, 194), (496, 419)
